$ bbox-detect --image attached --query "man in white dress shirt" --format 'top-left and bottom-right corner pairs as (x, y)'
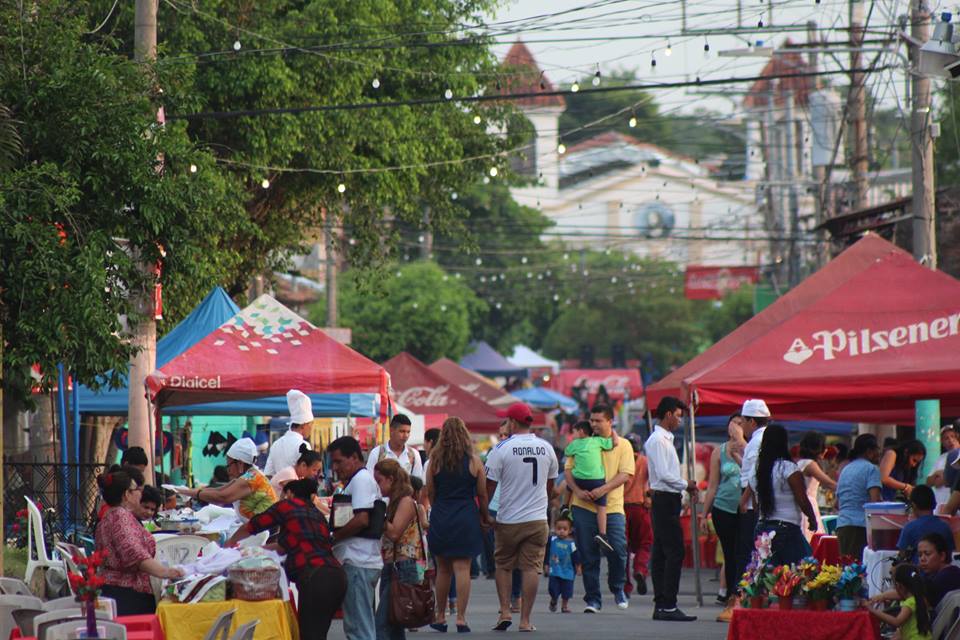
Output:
(365, 414), (423, 480)
(733, 399), (770, 596)
(264, 389), (314, 476)
(644, 396), (697, 622)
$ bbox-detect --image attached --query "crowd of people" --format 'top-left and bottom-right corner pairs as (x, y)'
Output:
(87, 386), (960, 640)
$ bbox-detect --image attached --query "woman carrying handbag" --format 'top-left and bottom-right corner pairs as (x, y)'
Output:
(374, 459), (435, 640)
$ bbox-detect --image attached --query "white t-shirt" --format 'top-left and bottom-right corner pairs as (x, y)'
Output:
(485, 433), (559, 524)
(333, 468), (384, 569)
(749, 459), (802, 525)
(740, 427), (766, 490)
(264, 429), (308, 476)
(366, 444), (424, 480)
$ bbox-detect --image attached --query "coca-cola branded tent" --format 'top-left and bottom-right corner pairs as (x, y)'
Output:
(384, 352), (502, 434)
(146, 295), (391, 417)
(650, 236), (960, 422)
(545, 369), (644, 406)
(429, 358), (518, 407)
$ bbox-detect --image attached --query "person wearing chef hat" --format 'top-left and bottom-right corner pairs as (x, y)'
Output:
(264, 390), (315, 477)
(180, 438), (278, 521)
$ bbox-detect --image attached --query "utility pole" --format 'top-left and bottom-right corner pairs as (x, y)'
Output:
(128, 0), (159, 483)
(324, 207), (338, 327)
(849, 0), (869, 209)
(421, 207), (433, 259)
(911, 0), (937, 268)
(784, 90), (801, 287)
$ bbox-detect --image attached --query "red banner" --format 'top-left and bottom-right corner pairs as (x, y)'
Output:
(684, 265), (759, 300)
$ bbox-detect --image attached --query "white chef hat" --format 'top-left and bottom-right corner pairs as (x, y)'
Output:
(226, 438), (258, 465)
(287, 389), (314, 425)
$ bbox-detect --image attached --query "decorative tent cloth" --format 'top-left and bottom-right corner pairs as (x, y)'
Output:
(429, 358), (519, 406)
(545, 368), (643, 404)
(384, 352), (502, 434)
(648, 235), (960, 423)
(146, 295), (390, 419)
(459, 341), (528, 378)
(507, 345), (560, 373)
(511, 387), (579, 412)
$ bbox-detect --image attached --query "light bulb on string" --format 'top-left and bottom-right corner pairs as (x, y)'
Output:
(537, 274), (543, 280)
(483, 176), (490, 184)
(592, 66), (601, 86)
(553, 294), (560, 302)
(489, 167), (499, 177)
(557, 143), (566, 155)
(480, 276), (486, 283)
(650, 53), (657, 69)
(189, 164), (197, 173)
(261, 178), (270, 189)
(571, 81), (580, 93)
(451, 192), (458, 200)
(372, 78), (381, 89)
(337, 183), (346, 194)
(665, 40), (673, 56)
(233, 40), (242, 51)
(473, 115), (482, 125)
(440, 304), (447, 312)
(521, 256), (528, 264)
(758, 17), (764, 28)
(412, 302), (419, 309)
(628, 115), (637, 128)
(704, 40), (710, 56)
(475, 257), (482, 266)
(526, 272), (533, 279)
(444, 89), (453, 100)
(495, 302), (502, 310)
(563, 253), (569, 260)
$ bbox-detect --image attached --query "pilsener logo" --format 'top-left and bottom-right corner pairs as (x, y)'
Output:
(783, 312), (960, 365)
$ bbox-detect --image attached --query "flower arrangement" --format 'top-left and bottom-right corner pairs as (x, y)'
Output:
(835, 562), (866, 599)
(772, 565), (804, 599)
(68, 551), (108, 602)
(804, 563), (841, 601)
(738, 532), (778, 600)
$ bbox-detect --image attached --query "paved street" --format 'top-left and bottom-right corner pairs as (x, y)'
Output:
(328, 569), (731, 640)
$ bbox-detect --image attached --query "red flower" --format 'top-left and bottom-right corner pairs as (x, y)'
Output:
(11, 524), (19, 533)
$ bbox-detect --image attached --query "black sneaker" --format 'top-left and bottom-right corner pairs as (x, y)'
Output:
(549, 599), (558, 612)
(715, 593), (729, 606)
(653, 608), (697, 622)
(594, 534), (615, 553)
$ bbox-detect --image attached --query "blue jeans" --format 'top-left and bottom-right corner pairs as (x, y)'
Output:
(343, 564), (381, 640)
(755, 520), (812, 566)
(376, 559), (421, 640)
(548, 576), (574, 601)
(572, 506), (627, 609)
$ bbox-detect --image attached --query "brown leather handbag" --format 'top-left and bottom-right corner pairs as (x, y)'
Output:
(388, 515), (435, 627)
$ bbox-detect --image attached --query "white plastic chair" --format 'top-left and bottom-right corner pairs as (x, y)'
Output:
(0, 595), (44, 640)
(201, 608), (237, 640)
(25, 496), (60, 589)
(228, 620), (258, 640)
(156, 535), (209, 566)
(34, 608), (111, 628)
(42, 597), (115, 618)
(0, 577), (33, 596)
(44, 618), (126, 640)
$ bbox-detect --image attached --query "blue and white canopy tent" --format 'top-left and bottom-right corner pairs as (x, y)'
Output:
(511, 387), (579, 412)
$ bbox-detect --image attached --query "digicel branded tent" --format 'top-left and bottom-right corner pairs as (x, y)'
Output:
(651, 236), (960, 422)
(384, 352), (502, 434)
(146, 295), (390, 418)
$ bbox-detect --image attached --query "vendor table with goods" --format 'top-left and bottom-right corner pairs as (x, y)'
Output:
(157, 599), (299, 640)
(726, 609), (880, 640)
(13, 614), (164, 640)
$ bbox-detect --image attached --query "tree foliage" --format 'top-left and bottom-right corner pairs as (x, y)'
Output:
(309, 261), (484, 363)
(0, 1), (244, 400)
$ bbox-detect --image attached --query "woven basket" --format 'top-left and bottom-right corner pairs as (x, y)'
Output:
(228, 565), (281, 601)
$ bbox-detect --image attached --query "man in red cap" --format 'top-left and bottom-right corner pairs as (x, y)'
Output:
(486, 402), (559, 633)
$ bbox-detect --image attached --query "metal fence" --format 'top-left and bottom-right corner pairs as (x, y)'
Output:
(3, 461), (108, 541)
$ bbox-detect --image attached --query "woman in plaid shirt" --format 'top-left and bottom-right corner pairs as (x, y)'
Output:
(229, 478), (346, 640)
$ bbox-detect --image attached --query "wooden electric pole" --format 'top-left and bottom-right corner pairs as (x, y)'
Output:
(849, 0), (869, 209)
(324, 208), (338, 327)
(911, 0), (937, 268)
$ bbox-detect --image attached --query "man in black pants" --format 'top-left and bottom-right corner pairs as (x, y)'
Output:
(644, 396), (697, 622)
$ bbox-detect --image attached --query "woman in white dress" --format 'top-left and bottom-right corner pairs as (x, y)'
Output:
(796, 431), (838, 542)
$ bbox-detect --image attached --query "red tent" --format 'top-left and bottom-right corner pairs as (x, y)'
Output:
(429, 358), (518, 407)
(383, 353), (502, 434)
(146, 295), (390, 416)
(651, 236), (960, 422)
(545, 369), (643, 405)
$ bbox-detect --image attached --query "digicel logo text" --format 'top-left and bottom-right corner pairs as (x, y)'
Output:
(169, 375), (221, 389)
(783, 312), (960, 365)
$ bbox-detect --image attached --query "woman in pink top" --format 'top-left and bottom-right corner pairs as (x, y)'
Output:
(270, 445), (323, 497)
(95, 468), (183, 615)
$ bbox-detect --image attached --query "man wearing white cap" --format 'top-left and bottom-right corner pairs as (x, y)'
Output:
(728, 399), (770, 617)
(264, 390), (314, 477)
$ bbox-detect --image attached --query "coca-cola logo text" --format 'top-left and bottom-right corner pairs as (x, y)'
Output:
(575, 375), (631, 395)
(397, 385), (454, 408)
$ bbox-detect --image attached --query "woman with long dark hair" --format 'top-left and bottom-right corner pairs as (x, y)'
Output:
(749, 424), (817, 565)
(880, 439), (927, 501)
(796, 431), (838, 542)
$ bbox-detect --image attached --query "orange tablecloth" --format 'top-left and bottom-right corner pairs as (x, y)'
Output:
(727, 608), (880, 640)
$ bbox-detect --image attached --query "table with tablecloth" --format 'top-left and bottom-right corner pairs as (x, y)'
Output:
(726, 608), (880, 640)
(13, 613), (164, 640)
(157, 599), (299, 640)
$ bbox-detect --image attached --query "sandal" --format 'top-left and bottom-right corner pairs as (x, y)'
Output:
(492, 619), (512, 632)
(519, 626), (537, 632)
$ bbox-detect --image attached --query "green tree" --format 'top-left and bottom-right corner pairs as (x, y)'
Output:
(559, 70), (666, 147)
(0, 0), (244, 400)
(309, 261), (484, 363)
(700, 285), (756, 346)
(88, 0), (523, 292)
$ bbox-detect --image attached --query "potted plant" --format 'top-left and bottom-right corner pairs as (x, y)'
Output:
(772, 566), (803, 610)
(67, 551), (108, 638)
(835, 562), (866, 611)
(804, 563), (841, 611)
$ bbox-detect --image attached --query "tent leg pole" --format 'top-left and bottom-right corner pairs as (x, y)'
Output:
(687, 405), (703, 608)
(144, 383), (156, 486)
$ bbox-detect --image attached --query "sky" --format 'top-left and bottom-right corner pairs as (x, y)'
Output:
(485, 0), (910, 119)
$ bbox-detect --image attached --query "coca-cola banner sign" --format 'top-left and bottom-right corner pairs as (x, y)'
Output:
(545, 369), (643, 403)
(397, 385), (454, 408)
(684, 265), (759, 300)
